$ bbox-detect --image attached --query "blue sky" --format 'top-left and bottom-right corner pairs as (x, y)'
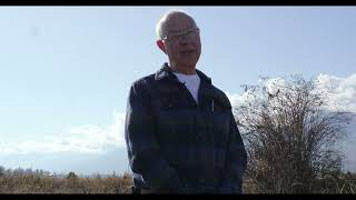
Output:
(0, 6), (355, 175)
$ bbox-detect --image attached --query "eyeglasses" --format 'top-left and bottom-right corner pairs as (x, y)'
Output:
(162, 27), (200, 42)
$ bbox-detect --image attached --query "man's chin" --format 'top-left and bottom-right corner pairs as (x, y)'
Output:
(178, 59), (199, 68)
(180, 63), (197, 69)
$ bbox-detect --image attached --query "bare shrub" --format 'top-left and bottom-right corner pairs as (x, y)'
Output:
(235, 75), (350, 193)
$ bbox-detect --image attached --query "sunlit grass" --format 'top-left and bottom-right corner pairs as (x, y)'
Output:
(243, 171), (356, 194)
(0, 166), (132, 194)
(0, 166), (355, 194)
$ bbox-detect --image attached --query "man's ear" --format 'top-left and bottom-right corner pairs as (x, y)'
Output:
(156, 40), (167, 55)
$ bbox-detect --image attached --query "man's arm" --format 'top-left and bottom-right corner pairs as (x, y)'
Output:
(219, 110), (248, 194)
(125, 81), (183, 192)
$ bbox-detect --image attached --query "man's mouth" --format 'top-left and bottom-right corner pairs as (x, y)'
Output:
(180, 49), (195, 55)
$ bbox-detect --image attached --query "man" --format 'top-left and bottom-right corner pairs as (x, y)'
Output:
(125, 10), (247, 194)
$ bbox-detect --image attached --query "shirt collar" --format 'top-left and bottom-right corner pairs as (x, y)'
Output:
(154, 62), (212, 85)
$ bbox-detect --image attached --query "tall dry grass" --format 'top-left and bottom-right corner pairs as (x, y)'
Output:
(0, 166), (355, 194)
(242, 171), (356, 194)
(0, 167), (132, 194)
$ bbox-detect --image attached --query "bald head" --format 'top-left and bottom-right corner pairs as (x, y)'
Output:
(155, 10), (198, 40)
(155, 10), (201, 75)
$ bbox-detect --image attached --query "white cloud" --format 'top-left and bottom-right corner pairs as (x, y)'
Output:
(264, 77), (286, 95)
(315, 73), (356, 113)
(0, 111), (126, 155)
(225, 92), (246, 108)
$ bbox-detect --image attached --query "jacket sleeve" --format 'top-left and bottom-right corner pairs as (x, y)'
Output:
(218, 110), (248, 194)
(125, 81), (183, 192)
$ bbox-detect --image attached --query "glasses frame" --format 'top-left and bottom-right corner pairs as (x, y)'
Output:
(162, 27), (200, 42)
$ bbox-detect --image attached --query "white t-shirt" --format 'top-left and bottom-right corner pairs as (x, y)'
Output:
(173, 72), (201, 104)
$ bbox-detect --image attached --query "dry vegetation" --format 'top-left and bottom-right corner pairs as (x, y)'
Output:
(236, 75), (356, 194)
(0, 165), (355, 194)
(0, 166), (132, 194)
(243, 171), (356, 194)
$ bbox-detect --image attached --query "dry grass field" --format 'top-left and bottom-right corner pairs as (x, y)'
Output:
(0, 166), (355, 194)
(243, 172), (356, 194)
(0, 167), (132, 194)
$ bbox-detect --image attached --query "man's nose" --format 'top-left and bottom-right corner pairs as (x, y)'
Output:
(180, 39), (188, 45)
(179, 36), (192, 45)
(178, 33), (194, 43)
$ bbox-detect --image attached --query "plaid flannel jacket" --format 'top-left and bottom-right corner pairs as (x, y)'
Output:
(125, 63), (247, 194)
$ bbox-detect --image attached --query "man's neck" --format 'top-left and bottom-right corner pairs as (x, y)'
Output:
(168, 63), (196, 75)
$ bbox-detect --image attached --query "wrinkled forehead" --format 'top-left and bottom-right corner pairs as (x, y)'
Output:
(165, 14), (197, 33)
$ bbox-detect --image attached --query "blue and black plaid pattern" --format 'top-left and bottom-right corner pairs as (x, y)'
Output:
(125, 63), (247, 194)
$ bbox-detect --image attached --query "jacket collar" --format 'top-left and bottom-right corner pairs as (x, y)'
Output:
(154, 63), (212, 85)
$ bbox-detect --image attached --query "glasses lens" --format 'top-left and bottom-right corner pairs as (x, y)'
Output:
(178, 30), (198, 41)
(167, 28), (199, 42)
(186, 30), (197, 39)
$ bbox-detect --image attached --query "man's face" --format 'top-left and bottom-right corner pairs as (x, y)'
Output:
(160, 15), (201, 69)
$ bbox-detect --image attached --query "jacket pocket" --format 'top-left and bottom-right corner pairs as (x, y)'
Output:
(202, 110), (230, 168)
(205, 110), (230, 145)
